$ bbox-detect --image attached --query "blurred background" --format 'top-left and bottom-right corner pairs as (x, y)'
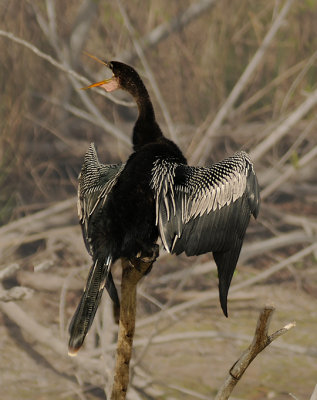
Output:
(0, 0), (316, 399)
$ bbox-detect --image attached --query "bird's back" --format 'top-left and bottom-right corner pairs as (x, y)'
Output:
(103, 138), (186, 259)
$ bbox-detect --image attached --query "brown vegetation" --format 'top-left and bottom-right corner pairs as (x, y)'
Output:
(0, 0), (316, 399)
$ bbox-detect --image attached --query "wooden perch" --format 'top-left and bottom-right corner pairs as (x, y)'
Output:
(215, 305), (296, 400)
(111, 253), (158, 400)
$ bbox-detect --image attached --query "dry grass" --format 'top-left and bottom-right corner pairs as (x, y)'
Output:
(0, 0), (316, 399)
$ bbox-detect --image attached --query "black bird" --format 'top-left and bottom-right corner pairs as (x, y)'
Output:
(68, 57), (260, 355)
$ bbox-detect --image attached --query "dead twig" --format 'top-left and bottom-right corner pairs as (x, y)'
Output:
(0, 197), (75, 237)
(137, 243), (317, 329)
(132, 329), (316, 359)
(0, 28), (132, 108)
(261, 145), (317, 199)
(17, 270), (83, 292)
(155, 229), (315, 285)
(0, 263), (20, 281)
(0, 286), (33, 302)
(259, 117), (316, 187)
(262, 205), (317, 232)
(250, 88), (317, 162)
(167, 383), (210, 400)
(229, 58), (308, 121)
(69, 0), (99, 64)
(0, 30), (81, 81)
(119, 0), (218, 63)
(1, 24), (129, 158)
(281, 50), (317, 114)
(310, 385), (317, 400)
(190, 0), (295, 164)
(215, 305), (296, 400)
(0, 286), (105, 374)
(116, 0), (177, 142)
(132, 260), (193, 369)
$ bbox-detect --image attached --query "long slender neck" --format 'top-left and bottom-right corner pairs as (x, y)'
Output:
(130, 79), (163, 150)
(134, 81), (154, 121)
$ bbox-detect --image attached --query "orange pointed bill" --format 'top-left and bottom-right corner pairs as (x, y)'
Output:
(81, 51), (119, 92)
(81, 77), (119, 92)
(81, 79), (112, 90)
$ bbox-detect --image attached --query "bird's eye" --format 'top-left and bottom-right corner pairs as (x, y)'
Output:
(108, 62), (113, 70)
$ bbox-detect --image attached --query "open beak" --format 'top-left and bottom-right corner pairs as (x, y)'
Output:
(81, 78), (113, 90)
(81, 51), (119, 92)
(83, 51), (109, 67)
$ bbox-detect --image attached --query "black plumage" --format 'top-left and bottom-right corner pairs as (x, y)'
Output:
(68, 59), (260, 355)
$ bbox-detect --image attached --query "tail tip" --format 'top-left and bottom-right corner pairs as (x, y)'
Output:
(68, 335), (84, 357)
(221, 303), (229, 318)
(68, 345), (81, 357)
(219, 290), (229, 318)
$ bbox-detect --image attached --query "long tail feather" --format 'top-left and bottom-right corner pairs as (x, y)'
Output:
(213, 239), (243, 317)
(105, 270), (120, 307)
(68, 257), (112, 355)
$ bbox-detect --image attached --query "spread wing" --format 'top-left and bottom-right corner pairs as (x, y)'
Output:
(78, 142), (125, 304)
(69, 143), (125, 354)
(78, 143), (125, 254)
(151, 151), (260, 315)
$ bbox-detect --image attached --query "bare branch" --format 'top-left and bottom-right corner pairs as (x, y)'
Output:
(0, 30), (80, 81)
(27, 4), (131, 149)
(69, 0), (99, 63)
(280, 50), (317, 114)
(262, 205), (317, 232)
(0, 197), (75, 237)
(261, 145), (317, 199)
(310, 385), (317, 400)
(132, 262), (192, 368)
(0, 286), (34, 302)
(156, 229), (316, 285)
(0, 264), (20, 281)
(116, 0), (177, 142)
(215, 305), (296, 400)
(68, 73), (131, 147)
(42, 96), (130, 145)
(259, 117), (316, 187)
(30, 1), (131, 149)
(24, 113), (83, 155)
(45, 0), (58, 49)
(190, 0), (295, 164)
(132, 328), (316, 360)
(0, 29), (132, 108)
(137, 243), (317, 329)
(0, 285), (104, 374)
(167, 383), (210, 400)
(250, 88), (317, 161)
(27, 1), (51, 45)
(229, 58), (308, 120)
(119, 0), (219, 63)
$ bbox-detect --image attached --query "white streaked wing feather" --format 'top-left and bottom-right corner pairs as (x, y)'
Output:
(151, 151), (254, 252)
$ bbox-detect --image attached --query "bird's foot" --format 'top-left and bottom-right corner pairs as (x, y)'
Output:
(137, 244), (159, 263)
(132, 244), (159, 274)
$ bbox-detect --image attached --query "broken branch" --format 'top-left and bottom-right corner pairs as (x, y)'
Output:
(215, 305), (296, 400)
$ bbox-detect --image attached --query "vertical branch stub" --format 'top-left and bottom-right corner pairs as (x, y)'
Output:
(111, 255), (157, 400)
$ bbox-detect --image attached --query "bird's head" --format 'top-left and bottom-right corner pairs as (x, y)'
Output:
(81, 52), (142, 94)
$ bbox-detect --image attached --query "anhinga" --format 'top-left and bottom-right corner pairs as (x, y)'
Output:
(68, 57), (260, 355)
